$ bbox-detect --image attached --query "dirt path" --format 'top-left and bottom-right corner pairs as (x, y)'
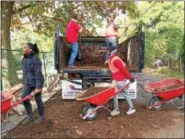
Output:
(143, 110), (184, 138)
(4, 92), (184, 138)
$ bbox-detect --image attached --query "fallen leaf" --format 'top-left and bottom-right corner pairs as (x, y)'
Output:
(172, 119), (178, 122)
(128, 132), (130, 137)
(107, 117), (112, 120)
(73, 126), (78, 129)
(88, 121), (92, 124)
(54, 120), (58, 124)
(152, 124), (160, 128)
(76, 130), (82, 135)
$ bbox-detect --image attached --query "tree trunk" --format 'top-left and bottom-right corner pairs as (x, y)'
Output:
(1, 1), (19, 86)
(168, 58), (173, 70)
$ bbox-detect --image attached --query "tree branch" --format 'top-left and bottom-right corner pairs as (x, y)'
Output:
(13, 1), (42, 14)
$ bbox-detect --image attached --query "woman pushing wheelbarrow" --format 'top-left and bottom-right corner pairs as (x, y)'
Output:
(76, 47), (136, 120)
(106, 47), (136, 116)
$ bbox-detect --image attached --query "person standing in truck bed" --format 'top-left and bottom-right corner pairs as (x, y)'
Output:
(65, 15), (83, 69)
(107, 47), (136, 116)
(104, 16), (119, 65)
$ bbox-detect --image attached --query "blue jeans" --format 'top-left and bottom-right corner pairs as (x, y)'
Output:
(68, 43), (78, 67)
(105, 36), (118, 61)
(113, 80), (134, 110)
(22, 86), (44, 119)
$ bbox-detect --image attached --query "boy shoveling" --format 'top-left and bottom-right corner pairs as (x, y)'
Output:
(107, 47), (136, 116)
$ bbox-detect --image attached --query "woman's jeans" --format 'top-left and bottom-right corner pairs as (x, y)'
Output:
(68, 43), (79, 67)
(113, 80), (134, 110)
(105, 36), (118, 61)
(22, 86), (44, 119)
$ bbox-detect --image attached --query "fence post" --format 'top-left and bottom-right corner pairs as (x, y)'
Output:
(42, 53), (47, 84)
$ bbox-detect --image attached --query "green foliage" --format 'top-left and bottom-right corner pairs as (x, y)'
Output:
(158, 68), (184, 79)
(11, 1), (137, 36)
(127, 2), (184, 69)
(12, 29), (53, 52)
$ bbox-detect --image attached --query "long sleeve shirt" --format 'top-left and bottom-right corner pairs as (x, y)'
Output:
(108, 54), (132, 81)
(22, 53), (44, 88)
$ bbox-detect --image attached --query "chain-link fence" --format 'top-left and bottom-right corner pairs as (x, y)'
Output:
(1, 49), (55, 90)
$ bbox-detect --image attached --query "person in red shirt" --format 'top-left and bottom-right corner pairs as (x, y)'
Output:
(104, 16), (119, 65)
(65, 15), (82, 68)
(107, 47), (136, 116)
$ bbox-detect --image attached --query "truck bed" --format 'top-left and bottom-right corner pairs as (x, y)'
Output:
(63, 65), (108, 70)
(62, 65), (110, 78)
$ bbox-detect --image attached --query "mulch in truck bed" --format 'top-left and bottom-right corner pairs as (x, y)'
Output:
(4, 92), (184, 138)
(76, 45), (106, 67)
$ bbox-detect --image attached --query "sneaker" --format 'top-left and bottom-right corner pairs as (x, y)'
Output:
(34, 117), (44, 124)
(22, 117), (35, 125)
(111, 109), (120, 116)
(126, 108), (136, 115)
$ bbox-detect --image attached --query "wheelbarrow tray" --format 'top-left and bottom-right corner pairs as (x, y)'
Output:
(76, 87), (115, 106)
(144, 78), (184, 100)
(1, 98), (12, 114)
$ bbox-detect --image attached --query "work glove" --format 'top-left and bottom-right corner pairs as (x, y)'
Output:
(130, 77), (135, 83)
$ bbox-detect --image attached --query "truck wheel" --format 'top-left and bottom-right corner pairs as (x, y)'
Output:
(82, 104), (98, 121)
(147, 96), (163, 111)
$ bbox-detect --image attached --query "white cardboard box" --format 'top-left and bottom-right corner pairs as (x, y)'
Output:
(95, 80), (137, 99)
(61, 80), (82, 99)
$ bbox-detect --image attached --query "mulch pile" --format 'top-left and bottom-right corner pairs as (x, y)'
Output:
(76, 87), (110, 100)
(4, 92), (184, 138)
(76, 45), (106, 67)
(154, 84), (183, 92)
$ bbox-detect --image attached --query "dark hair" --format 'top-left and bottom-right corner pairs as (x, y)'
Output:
(71, 14), (78, 20)
(26, 43), (39, 54)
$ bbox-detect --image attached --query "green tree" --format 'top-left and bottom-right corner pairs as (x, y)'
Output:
(1, 1), (138, 86)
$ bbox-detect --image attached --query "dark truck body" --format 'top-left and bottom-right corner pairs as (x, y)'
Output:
(54, 29), (145, 88)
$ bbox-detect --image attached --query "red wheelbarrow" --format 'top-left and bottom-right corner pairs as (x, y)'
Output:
(144, 78), (184, 110)
(76, 82), (130, 121)
(1, 90), (35, 133)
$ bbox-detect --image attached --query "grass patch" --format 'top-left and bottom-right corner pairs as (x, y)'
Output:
(143, 67), (184, 79)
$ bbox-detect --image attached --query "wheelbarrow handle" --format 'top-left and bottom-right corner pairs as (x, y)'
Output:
(9, 93), (34, 110)
(114, 82), (130, 95)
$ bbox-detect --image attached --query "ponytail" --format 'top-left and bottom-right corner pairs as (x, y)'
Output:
(33, 43), (39, 54)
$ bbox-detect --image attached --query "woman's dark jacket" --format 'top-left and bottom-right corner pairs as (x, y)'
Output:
(22, 52), (44, 88)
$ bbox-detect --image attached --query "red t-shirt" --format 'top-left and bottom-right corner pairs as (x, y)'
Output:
(66, 19), (81, 43)
(108, 55), (132, 81)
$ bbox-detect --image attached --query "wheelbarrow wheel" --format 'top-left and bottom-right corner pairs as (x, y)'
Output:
(147, 96), (163, 111)
(82, 104), (98, 121)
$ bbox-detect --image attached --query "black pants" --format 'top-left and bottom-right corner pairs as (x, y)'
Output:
(22, 86), (44, 119)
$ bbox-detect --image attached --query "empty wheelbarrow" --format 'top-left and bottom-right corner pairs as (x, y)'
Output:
(76, 82), (130, 121)
(144, 78), (184, 110)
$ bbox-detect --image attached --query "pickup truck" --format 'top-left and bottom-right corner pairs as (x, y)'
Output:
(54, 27), (145, 89)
